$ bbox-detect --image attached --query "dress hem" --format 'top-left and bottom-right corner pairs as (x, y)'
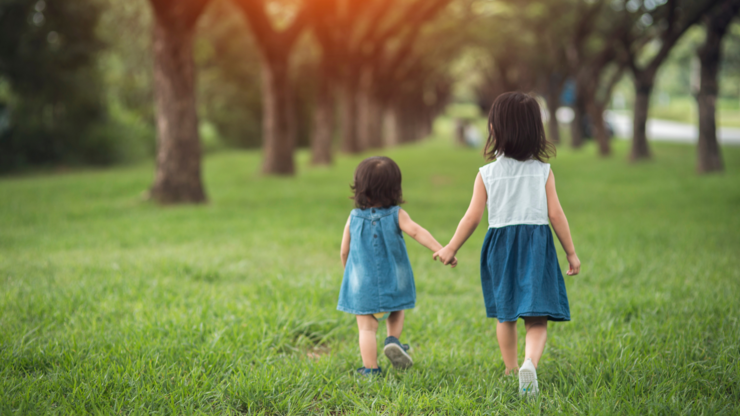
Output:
(337, 303), (415, 316)
(486, 311), (571, 323)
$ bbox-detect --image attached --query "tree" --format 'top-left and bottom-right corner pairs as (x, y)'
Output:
(196, 0), (264, 150)
(306, 0), (384, 163)
(306, 0), (450, 158)
(563, 0), (607, 149)
(695, 0), (740, 173)
(306, 0), (340, 165)
(583, 61), (625, 156)
(232, 0), (307, 175)
(0, 0), (108, 171)
(354, 0), (452, 149)
(148, 0), (211, 203)
(618, 0), (720, 161)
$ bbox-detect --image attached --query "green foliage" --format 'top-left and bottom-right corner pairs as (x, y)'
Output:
(96, 0), (155, 137)
(0, 0), (120, 171)
(1, 135), (738, 413)
(97, 0), (268, 151)
(195, 0), (264, 150)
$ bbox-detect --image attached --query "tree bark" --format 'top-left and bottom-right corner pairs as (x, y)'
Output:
(696, 91), (722, 172)
(384, 105), (400, 147)
(631, 76), (654, 161)
(340, 70), (361, 154)
(586, 100), (610, 156)
(695, 0), (740, 173)
(544, 90), (561, 144)
(357, 86), (384, 150)
(570, 94), (586, 148)
(311, 62), (334, 166)
(260, 56), (295, 174)
(149, 11), (206, 204)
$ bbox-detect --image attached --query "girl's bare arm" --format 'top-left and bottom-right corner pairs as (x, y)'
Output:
(545, 169), (580, 275)
(340, 216), (351, 268)
(433, 173), (487, 265)
(398, 209), (457, 267)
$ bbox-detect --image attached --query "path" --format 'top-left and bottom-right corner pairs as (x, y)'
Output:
(605, 111), (740, 145)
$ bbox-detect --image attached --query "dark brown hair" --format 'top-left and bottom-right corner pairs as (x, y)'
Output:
(351, 156), (405, 209)
(484, 91), (555, 162)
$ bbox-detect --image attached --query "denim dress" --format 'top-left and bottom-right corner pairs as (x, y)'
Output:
(337, 206), (416, 315)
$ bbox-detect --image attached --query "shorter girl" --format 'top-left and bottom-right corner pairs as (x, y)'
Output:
(434, 92), (580, 397)
(338, 156), (456, 375)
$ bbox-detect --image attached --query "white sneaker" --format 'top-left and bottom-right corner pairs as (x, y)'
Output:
(518, 358), (539, 397)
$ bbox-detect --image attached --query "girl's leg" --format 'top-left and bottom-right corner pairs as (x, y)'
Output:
(496, 320), (518, 375)
(523, 317), (548, 367)
(386, 310), (404, 339)
(356, 315), (379, 369)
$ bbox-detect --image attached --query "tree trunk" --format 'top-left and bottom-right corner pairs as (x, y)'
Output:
(340, 73), (361, 154)
(367, 98), (384, 148)
(586, 100), (611, 156)
(357, 68), (384, 150)
(384, 105), (400, 147)
(544, 91), (561, 144)
(150, 16), (206, 204)
(260, 57), (295, 175)
(570, 98), (586, 148)
(420, 108), (433, 139)
(311, 64), (334, 166)
(631, 77), (654, 161)
(696, 91), (722, 172)
(357, 92), (383, 150)
(695, 1), (738, 173)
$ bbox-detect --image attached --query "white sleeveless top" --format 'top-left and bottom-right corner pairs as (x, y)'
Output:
(479, 156), (551, 228)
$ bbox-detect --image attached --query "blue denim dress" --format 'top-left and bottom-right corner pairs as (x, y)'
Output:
(337, 206), (416, 315)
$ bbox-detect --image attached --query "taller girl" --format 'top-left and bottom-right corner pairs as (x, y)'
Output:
(434, 92), (580, 397)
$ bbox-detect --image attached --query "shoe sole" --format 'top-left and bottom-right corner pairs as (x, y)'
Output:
(383, 343), (413, 369)
(519, 367), (538, 397)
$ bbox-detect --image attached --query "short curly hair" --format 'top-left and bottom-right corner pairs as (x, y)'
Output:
(350, 156), (405, 209)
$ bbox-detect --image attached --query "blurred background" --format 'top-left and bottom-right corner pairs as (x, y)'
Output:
(3, 2), (740, 412)
(0, 0), (738, 199)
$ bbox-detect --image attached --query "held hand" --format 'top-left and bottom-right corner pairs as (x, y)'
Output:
(566, 253), (581, 276)
(433, 246), (457, 266)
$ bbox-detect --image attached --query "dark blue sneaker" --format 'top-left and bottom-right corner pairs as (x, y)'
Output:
(356, 366), (382, 376)
(383, 336), (413, 369)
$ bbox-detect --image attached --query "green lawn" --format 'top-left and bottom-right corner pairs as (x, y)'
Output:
(1, 138), (739, 414)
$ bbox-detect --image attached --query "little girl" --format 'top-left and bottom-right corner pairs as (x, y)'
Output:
(434, 92), (580, 397)
(338, 156), (456, 375)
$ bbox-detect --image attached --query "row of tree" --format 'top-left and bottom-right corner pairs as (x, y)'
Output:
(1, 0), (738, 204)
(148, 0), (739, 204)
(472, 0), (739, 172)
(148, 0), (459, 203)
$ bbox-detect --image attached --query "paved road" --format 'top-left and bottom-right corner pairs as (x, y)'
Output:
(605, 111), (740, 145)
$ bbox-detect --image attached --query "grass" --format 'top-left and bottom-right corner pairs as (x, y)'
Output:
(1, 135), (739, 414)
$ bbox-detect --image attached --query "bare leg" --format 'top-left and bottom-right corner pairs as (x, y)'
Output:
(496, 320), (518, 375)
(523, 317), (548, 367)
(386, 310), (404, 339)
(356, 315), (379, 369)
